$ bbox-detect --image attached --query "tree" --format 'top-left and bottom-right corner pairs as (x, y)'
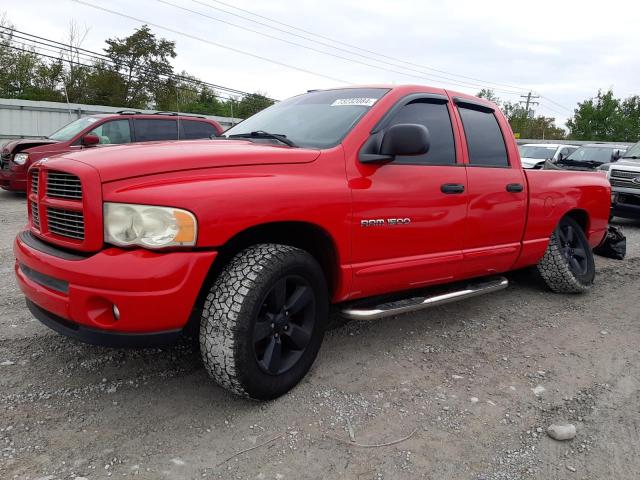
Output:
(235, 92), (274, 118)
(104, 25), (176, 108)
(566, 89), (624, 141)
(476, 88), (501, 104)
(0, 16), (273, 120)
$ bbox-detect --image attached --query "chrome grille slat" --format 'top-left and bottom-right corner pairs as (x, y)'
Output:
(611, 169), (640, 179)
(31, 170), (39, 195)
(31, 202), (40, 229)
(46, 171), (82, 199)
(46, 207), (85, 240)
(610, 178), (640, 190)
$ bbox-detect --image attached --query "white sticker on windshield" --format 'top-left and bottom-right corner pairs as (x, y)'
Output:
(86, 118), (97, 123)
(331, 98), (378, 107)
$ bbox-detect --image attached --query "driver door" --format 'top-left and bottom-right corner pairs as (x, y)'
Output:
(348, 94), (468, 298)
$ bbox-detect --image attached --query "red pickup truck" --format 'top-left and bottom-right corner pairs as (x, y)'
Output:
(1, 112), (222, 192)
(14, 85), (610, 399)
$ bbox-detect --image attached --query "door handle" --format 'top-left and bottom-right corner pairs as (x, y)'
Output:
(441, 183), (465, 194)
(506, 183), (524, 193)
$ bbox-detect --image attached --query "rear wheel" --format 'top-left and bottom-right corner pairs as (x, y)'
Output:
(537, 216), (595, 293)
(199, 244), (328, 399)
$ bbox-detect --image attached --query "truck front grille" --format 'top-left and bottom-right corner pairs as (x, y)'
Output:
(46, 171), (82, 199)
(46, 207), (85, 240)
(610, 169), (640, 190)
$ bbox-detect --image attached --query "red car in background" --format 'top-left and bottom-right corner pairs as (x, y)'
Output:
(0, 112), (223, 192)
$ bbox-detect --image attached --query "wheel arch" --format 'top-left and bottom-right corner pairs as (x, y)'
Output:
(208, 221), (340, 298)
(563, 208), (590, 234)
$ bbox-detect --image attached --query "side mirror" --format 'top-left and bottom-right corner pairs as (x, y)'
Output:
(611, 151), (621, 162)
(360, 124), (431, 163)
(81, 133), (100, 146)
(380, 124), (430, 157)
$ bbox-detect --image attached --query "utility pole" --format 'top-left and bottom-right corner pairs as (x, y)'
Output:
(520, 91), (540, 118)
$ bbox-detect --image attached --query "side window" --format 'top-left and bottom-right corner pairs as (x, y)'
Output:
(133, 119), (178, 142)
(386, 100), (456, 165)
(458, 106), (509, 167)
(88, 120), (132, 145)
(180, 120), (217, 139)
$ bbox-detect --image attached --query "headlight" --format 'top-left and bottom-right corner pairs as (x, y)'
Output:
(13, 153), (29, 165)
(104, 203), (197, 248)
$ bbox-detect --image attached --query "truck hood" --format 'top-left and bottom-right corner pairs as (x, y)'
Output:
(54, 139), (321, 182)
(2, 138), (60, 155)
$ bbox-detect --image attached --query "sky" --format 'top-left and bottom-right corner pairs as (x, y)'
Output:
(3, 0), (639, 127)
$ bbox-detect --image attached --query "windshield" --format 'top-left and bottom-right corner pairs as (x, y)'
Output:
(48, 117), (101, 141)
(623, 141), (640, 158)
(224, 88), (389, 149)
(566, 146), (620, 163)
(519, 145), (557, 159)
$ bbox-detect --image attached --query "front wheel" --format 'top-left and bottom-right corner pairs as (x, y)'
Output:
(200, 244), (328, 400)
(537, 216), (595, 293)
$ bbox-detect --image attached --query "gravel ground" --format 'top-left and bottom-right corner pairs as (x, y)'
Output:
(1, 188), (639, 480)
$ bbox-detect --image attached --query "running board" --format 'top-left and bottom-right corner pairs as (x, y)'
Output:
(341, 276), (509, 320)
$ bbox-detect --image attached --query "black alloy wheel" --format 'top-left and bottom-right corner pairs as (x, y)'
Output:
(253, 275), (316, 375)
(557, 221), (589, 277)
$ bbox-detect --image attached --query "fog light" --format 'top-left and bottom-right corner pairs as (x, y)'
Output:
(113, 304), (120, 320)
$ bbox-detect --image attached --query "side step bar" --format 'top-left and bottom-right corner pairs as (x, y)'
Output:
(341, 276), (509, 320)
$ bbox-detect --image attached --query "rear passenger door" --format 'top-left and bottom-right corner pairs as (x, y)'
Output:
(453, 98), (527, 277)
(133, 119), (179, 142)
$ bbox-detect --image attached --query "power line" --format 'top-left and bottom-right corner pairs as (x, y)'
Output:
(539, 95), (573, 113)
(200, 0), (530, 93)
(174, 0), (526, 95)
(195, 0), (577, 111)
(71, 0), (351, 85)
(154, 0), (525, 94)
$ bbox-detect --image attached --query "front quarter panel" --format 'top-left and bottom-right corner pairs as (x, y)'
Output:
(101, 148), (352, 288)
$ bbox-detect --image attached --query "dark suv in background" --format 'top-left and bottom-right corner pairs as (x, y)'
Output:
(0, 112), (223, 192)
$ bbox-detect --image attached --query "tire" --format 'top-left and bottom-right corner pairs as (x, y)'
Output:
(199, 244), (328, 400)
(537, 216), (595, 293)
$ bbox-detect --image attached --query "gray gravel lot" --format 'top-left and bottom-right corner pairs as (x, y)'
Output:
(1, 188), (639, 480)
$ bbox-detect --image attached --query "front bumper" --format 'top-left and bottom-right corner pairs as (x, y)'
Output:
(0, 169), (27, 191)
(14, 231), (217, 344)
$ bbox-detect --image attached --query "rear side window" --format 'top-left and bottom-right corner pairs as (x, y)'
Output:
(180, 120), (217, 139)
(133, 119), (178, 142)
(458, 107), (509, 167)
(386, 100), (456, 165)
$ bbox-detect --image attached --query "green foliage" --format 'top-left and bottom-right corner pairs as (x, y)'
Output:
(566, 89), (640, 142)
(0, 18), (272, 119)
(476, 88), (501, 104)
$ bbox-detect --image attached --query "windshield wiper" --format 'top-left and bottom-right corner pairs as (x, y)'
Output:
(227, 130), (298, 147)
(623, 155), (639, 159)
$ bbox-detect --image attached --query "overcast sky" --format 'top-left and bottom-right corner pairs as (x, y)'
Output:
(4, 0), (639, 127)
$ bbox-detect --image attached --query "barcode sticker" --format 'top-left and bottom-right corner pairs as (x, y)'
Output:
(331, 98), (378, 107)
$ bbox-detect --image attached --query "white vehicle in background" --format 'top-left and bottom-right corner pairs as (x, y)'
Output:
(518, 143), (578, 169)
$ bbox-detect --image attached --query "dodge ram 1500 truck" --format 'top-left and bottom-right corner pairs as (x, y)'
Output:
(14, 85), (611, 400)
